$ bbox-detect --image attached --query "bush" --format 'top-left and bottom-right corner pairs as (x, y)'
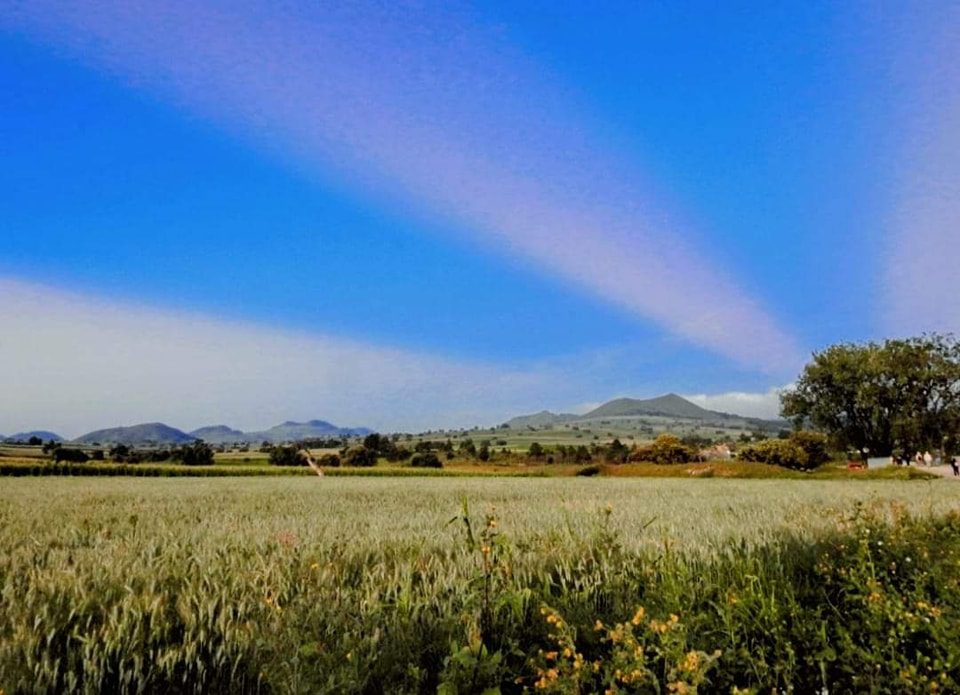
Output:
(53, 448), (89, 463)
(410, 452), (442, 468)
(738, 439), (810, 470)
(318, 453), (341, 468)
(576, 464), (602, 477)
(630, 434), (696, 464)
(175, 441), (215, 466)
(268, 446), (304, 467)
(341, 446), (378, 467)
(788, 430), (830, 467)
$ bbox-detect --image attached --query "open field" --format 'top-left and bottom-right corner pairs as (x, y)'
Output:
(2, 477), (960, 692)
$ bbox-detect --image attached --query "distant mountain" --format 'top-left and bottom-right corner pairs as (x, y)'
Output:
(249, 420), (370, 443)
(582, 394), (718, 420)
(504, 393), (782, 430)
(505, 411), (580, 429)
(189, 425), (247, 445)
(3, 430), (65, 443)
(73, 423), (196, 446)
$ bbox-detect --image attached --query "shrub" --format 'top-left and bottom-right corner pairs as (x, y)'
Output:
(174, 441), (215, 466)
(410, 452), (442, 468)
(318, 453), (341, 468)
(341, 446), (378, 467)
(788, 430), (830, 467)
(576, 464), (602, 477)
(53, 448), (89, 463)
(630, 434), (696, 464)
(268, 446), (304, 467)
(738, 439), (810, 470)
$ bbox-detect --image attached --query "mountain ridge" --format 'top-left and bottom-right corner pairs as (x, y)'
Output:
(67, 419), (371, 446)
(506, 393), (780, 429)
(3, 430), (65, 443)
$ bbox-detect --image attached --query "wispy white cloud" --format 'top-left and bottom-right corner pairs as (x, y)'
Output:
(2, 1), (801, 373)
(0, 278), (565, 436)
(882, 4), (960, 335)
(683, 387), (787, 420)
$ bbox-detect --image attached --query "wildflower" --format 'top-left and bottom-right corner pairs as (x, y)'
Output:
(682, 651), (701, 672)
(631, 606), (646, 625)
(310, 562), (320, 571)
(594, 619), (605, 631)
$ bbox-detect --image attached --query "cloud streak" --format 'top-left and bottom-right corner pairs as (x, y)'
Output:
(882, 4), (960, 335)
(3, 0), (801, 373)
(0, 278), (560, 436)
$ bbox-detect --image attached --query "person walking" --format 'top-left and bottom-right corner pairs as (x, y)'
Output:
(951, 457), (959, 477)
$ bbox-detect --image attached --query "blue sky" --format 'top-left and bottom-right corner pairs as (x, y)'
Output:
(1, 2), (957, 435)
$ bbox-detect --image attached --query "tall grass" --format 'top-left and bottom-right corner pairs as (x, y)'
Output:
(0, 478), (957, 692)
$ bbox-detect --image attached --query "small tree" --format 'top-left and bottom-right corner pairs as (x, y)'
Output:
(528, 442), (545, 459)
(175, 440), (215, 466)
(341, 446), (377, 467)
(53, 448), (89, 463)
(410, 452), (442, 468)
(269, 446), (304, 467)
(319, 453), (340, 467)
(630, 434), (695, 464)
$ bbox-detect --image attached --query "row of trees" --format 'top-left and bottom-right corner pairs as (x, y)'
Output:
(45, 441), (216, 466)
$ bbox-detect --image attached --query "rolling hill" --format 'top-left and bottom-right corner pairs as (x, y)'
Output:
(581, 393), (719, 420)
(189, 425), (247, 445)
(3, 430), (65, 443)
(73, 423), (196, 446)
(504, 411), (580, 429)
(65, 419), (371, 446)
(505, 393), (782, 431)
(248, 420), (371, 443)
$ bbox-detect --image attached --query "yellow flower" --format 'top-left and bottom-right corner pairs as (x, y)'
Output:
(682, 651), (700, 672)
(631, 607), (646, 625)
(594, 619), (605, 631)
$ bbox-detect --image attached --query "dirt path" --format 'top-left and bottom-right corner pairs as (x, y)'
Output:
(925, 465), (960, 481)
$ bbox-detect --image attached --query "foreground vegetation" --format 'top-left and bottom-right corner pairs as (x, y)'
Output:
(1, 477), (958, 692)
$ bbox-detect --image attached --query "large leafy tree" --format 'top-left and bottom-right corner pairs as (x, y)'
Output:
(781, 335), (960, 455)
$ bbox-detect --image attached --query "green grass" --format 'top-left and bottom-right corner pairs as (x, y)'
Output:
(1, 477), (959, 692)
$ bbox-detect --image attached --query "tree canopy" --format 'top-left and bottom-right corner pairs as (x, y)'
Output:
(781, 335), (960, 455)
